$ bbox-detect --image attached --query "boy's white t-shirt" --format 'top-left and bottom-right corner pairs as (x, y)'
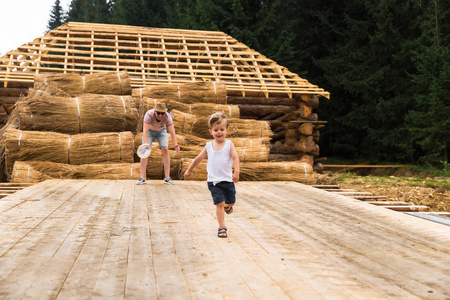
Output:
(206, 139), (233, 182)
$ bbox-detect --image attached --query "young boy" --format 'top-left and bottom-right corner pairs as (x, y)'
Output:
(184, 112), (240, 238)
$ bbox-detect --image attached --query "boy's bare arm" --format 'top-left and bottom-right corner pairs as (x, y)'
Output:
(230, 141), (240, 182)
(184, 147), (207, 178)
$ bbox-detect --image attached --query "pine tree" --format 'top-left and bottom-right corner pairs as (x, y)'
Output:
(315, 0), (425, 162)
(406, 0), (450, 165)
(47, 0), (65, 31)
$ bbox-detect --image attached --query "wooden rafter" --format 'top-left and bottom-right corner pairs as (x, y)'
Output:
(0, 22), (330, 98)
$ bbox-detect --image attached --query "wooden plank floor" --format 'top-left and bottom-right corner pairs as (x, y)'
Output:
(1, 180), (449, 299)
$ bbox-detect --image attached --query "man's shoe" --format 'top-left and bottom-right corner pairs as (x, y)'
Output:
(164, 177), (174, 184)
(136, 177), (146, 185)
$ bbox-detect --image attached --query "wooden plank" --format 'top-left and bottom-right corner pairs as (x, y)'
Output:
(0, 180), (90, 298)
(18, 180), (111, 299)
(353, 196), (388, 200)
(124, 182), (157, 299)
(161, 183), (224, 299)
(367, 201), (411, 206)
(56, 180), (124, 299)
(146, 182), (191, 299)
(91, 180), (132, 298)
(327, 191), (373, 196)
(312, 185), (340, 189)
(323, 164), (408, 168)
(169, 182), (259, 298)
(379, 205), (430, 212)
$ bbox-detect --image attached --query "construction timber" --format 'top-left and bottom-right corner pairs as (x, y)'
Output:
(0, 22), (329, 99)
(1, 180), (449, 299)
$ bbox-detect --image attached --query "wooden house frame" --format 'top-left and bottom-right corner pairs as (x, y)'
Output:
(0, 22), (329, 100)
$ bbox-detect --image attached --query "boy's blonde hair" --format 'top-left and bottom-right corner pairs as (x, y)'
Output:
(208, 112), (229, 128)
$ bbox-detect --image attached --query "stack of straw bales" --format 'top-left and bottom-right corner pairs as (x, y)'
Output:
(11, 161), (139, 183)
(34, 70), (132, 96)
(0, 74), (315, 184)
(181, 159), (315, 184)
(132, 81), (314, 184)
(2, 71), (141, 182)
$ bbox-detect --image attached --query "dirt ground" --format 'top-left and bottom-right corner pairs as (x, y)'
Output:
(314, 168), (450, 212)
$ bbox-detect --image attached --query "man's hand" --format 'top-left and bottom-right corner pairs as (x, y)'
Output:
(184, 170), (191, 179)
(174, 145), (180, 154)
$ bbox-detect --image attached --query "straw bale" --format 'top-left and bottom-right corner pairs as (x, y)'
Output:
(171, 110), (272, 139)
(145, 156), (183, 180)
(4, 128), (134, 175)
(176, 138), (269, 162)
(240, 161), (315, 184)
(132, 81), (227, 104)
(138, 98), (239, 118)
(181, 159), (315, 184)
(134, 132), (268, 162)
(177, 134), (270, 148)
(0, 108), (20, 181)
(181, 159), (208, 181)
(29, 83), (71, 98)
(131, 140), (183, 179)
(11, 161), (140, 183)
(34, 71), (132, 96)
(17, 91), (138, 134)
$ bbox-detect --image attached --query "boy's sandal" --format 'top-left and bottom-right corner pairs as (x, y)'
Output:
(218, 227), (227, 238)
(224, 206), (233, 214)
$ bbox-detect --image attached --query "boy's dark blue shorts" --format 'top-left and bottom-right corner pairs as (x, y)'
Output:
(207, 181), (236, 205)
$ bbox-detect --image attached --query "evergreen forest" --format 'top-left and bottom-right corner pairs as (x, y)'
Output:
(47, 0), (449, 167)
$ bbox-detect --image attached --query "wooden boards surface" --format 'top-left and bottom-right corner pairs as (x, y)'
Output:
(0, 180), (449, 299)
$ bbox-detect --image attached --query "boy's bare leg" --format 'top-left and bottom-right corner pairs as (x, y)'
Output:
(161, 147), (170, 178)
(216, 202), (226, 228)
(140, 157), (148, 178)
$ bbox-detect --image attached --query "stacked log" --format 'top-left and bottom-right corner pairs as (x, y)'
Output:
(231, 95), (324, 169)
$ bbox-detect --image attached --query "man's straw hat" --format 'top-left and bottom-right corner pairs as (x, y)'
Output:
(155, 102), (167, 113)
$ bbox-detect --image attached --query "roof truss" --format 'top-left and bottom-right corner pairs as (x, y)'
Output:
(0, 22), (329, 99)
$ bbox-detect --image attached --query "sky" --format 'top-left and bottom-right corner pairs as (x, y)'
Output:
(0, 0), (72, 56)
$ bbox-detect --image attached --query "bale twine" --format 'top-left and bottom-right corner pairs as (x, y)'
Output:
(17, 91), (138, 134)
(34, 71), (132, 96)
(132, 81), (227, 104)
(11, 161), (140, 183)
